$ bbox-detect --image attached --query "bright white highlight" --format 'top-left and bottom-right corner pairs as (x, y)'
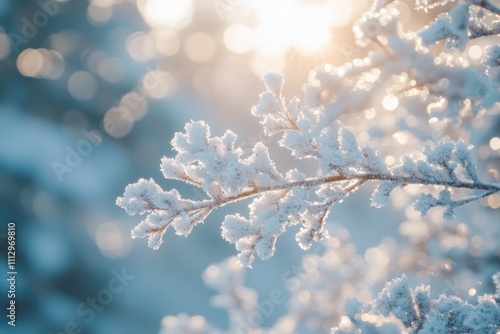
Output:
(251, 0), (353, 55)
(137, 0), (193, 29)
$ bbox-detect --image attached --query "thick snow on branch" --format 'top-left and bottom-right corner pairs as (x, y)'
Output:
(332, 274), (500, 334)
(303, 2), (499, 122)
(117, 73), (499, 265)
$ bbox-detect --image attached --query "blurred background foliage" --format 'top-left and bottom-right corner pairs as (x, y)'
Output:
(0, 0), (498, 333)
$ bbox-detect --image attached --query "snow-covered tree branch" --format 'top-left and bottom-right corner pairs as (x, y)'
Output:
(116, 109), (499, 266)
(116, 0), (500, 333)
(332, 273), (500, 333)
(117, 110), (499, 268)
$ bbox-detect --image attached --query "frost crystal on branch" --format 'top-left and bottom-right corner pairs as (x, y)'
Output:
(420, 1), (500, 48)
(333, 274), (500, 334)
(118, 0), (500, 267)
(416, 0), (457, 12)
(117, 71), (499, 266)
(485, 44), (500, 68)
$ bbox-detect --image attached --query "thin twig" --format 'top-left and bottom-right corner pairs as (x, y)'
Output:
(473, 0), (500, 15)
(149, 173), (500, 231)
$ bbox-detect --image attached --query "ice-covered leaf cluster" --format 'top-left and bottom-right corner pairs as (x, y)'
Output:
(332, 274), (500, 334)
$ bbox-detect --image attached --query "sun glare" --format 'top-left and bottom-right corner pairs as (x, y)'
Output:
(251, 0), (353, 55)
(137, 0), (193, 29)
